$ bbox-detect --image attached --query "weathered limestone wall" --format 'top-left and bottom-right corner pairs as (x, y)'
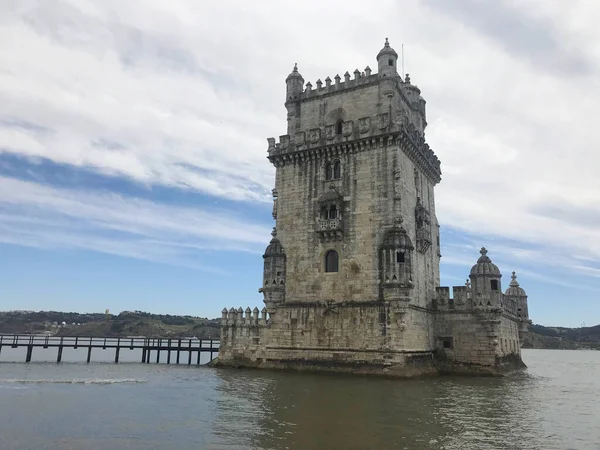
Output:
(218, 303), (438, 377)
(433, 304), (525, 374)
(275, 139), (440, 310)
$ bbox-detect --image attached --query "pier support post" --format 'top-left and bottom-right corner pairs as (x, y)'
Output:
(209, 339), (213, 361)
(56, 337), (64, 363)
(26, 345), (33, 363)
(167, 339), (171, 364)
(115, 347), (120, 364)
(176, 339), (181, 364)
(141, 347), (147, 363)
(187, 339), (192, 365)
(87, 346), (92, 363)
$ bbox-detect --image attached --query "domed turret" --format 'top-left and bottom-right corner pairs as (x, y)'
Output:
(470, 247), (501, 277)
(285, 63), (304, 101)
(505, 271), (529, 320)
(264, 232), (285, 257)
(505, 272), (526, 297)
(260, 228), (286, 314)
(469, 247), (503, 307)
(377, 38), (398, 78)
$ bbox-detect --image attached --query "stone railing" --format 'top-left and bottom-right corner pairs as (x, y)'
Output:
(318, 218), (342, 231)
(316, 217), (343, 241)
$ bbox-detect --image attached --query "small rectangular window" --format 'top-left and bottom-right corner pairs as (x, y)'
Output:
(388, 59), (393, 66)
(396, 252), (405, 263)
(443, 338), (453, 349)
(491, 280), (499, 290)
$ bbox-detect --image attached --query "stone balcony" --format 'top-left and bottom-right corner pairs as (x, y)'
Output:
(316, 218), (343, 241)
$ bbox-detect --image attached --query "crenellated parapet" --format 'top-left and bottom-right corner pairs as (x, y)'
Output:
(221, 306), (269, 327)
(435, 284), (472, 311)
(290, 67), (377, 104)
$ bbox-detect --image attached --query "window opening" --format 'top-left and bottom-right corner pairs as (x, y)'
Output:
(328, 205), (337, 219)
(442, 338), (453, 349)
(325, 250), (339, 273)
(388, 59), (393, 66)
(336, 120), (343, 135)
(396, 251), (405, 263)
(491, 280), (499, 291)
(333, 160), (341, 179)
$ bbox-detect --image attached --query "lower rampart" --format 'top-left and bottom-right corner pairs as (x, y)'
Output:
(214, 301), (528, 378)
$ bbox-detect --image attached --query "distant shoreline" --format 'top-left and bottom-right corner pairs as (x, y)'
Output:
(1, 310), (598, 350)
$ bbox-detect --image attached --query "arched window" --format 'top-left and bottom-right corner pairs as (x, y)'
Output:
(320, 206), (328, 220)
(336, 120), (343, 135)
(328, 205), (337, 219)
(325, 250), (339, 272)
(333, 160), (341, 179)
(324, 162), (333, 181)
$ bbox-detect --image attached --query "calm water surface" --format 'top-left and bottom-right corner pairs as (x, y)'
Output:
(0, 349), (598, 449)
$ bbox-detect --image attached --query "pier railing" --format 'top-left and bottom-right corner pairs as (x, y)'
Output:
(0, 335), (220, 365)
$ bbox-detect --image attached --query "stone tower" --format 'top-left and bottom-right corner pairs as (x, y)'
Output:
(216, 40), (530, 377)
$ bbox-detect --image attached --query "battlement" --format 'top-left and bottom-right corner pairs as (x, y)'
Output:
(435, 286), (472, 311)
(267, 121), (441, 182)
(289, 68), (377, 102)
(221, 306), (269, 327)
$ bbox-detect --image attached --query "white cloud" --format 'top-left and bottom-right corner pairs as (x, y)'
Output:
(0, 176), (270, 270)
(0, 0), (599, 286)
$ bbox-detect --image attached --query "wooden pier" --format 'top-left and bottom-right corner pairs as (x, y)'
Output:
(0, 335), (220, 365)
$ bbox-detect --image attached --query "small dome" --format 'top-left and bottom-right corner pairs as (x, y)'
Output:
(285, 63), (304, 83)
(377, 38), (398, 60)
(381, 218), (413, 250)
(505, 272), (527, 297)
(469, 247), (501, 277)
(263, 228), (286, 258)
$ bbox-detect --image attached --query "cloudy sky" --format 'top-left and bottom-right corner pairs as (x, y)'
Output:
(0, 0), (599, 327)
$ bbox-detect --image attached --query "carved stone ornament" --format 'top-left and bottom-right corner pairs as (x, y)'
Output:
(393, 167), (402, 199)
(395, 111), (408, 127)
(342, 121), (353, 137)
(325, 125), (335, 140)
(294, 131), (305, 145)
(358, 117), (371, 133)
(377, 113), (389, 130)
(280, 135), (290, 148)
(309, 128), (321, 144)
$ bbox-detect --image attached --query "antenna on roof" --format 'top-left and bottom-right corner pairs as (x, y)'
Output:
(401, 44), (405, 78)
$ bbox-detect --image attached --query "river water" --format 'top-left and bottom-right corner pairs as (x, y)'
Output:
(0, 349), (598, 449)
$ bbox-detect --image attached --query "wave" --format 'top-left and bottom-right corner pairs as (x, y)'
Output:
(0, 378), (147, 385)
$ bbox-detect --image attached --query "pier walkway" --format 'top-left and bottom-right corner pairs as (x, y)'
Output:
(0, 335), (220, 365)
